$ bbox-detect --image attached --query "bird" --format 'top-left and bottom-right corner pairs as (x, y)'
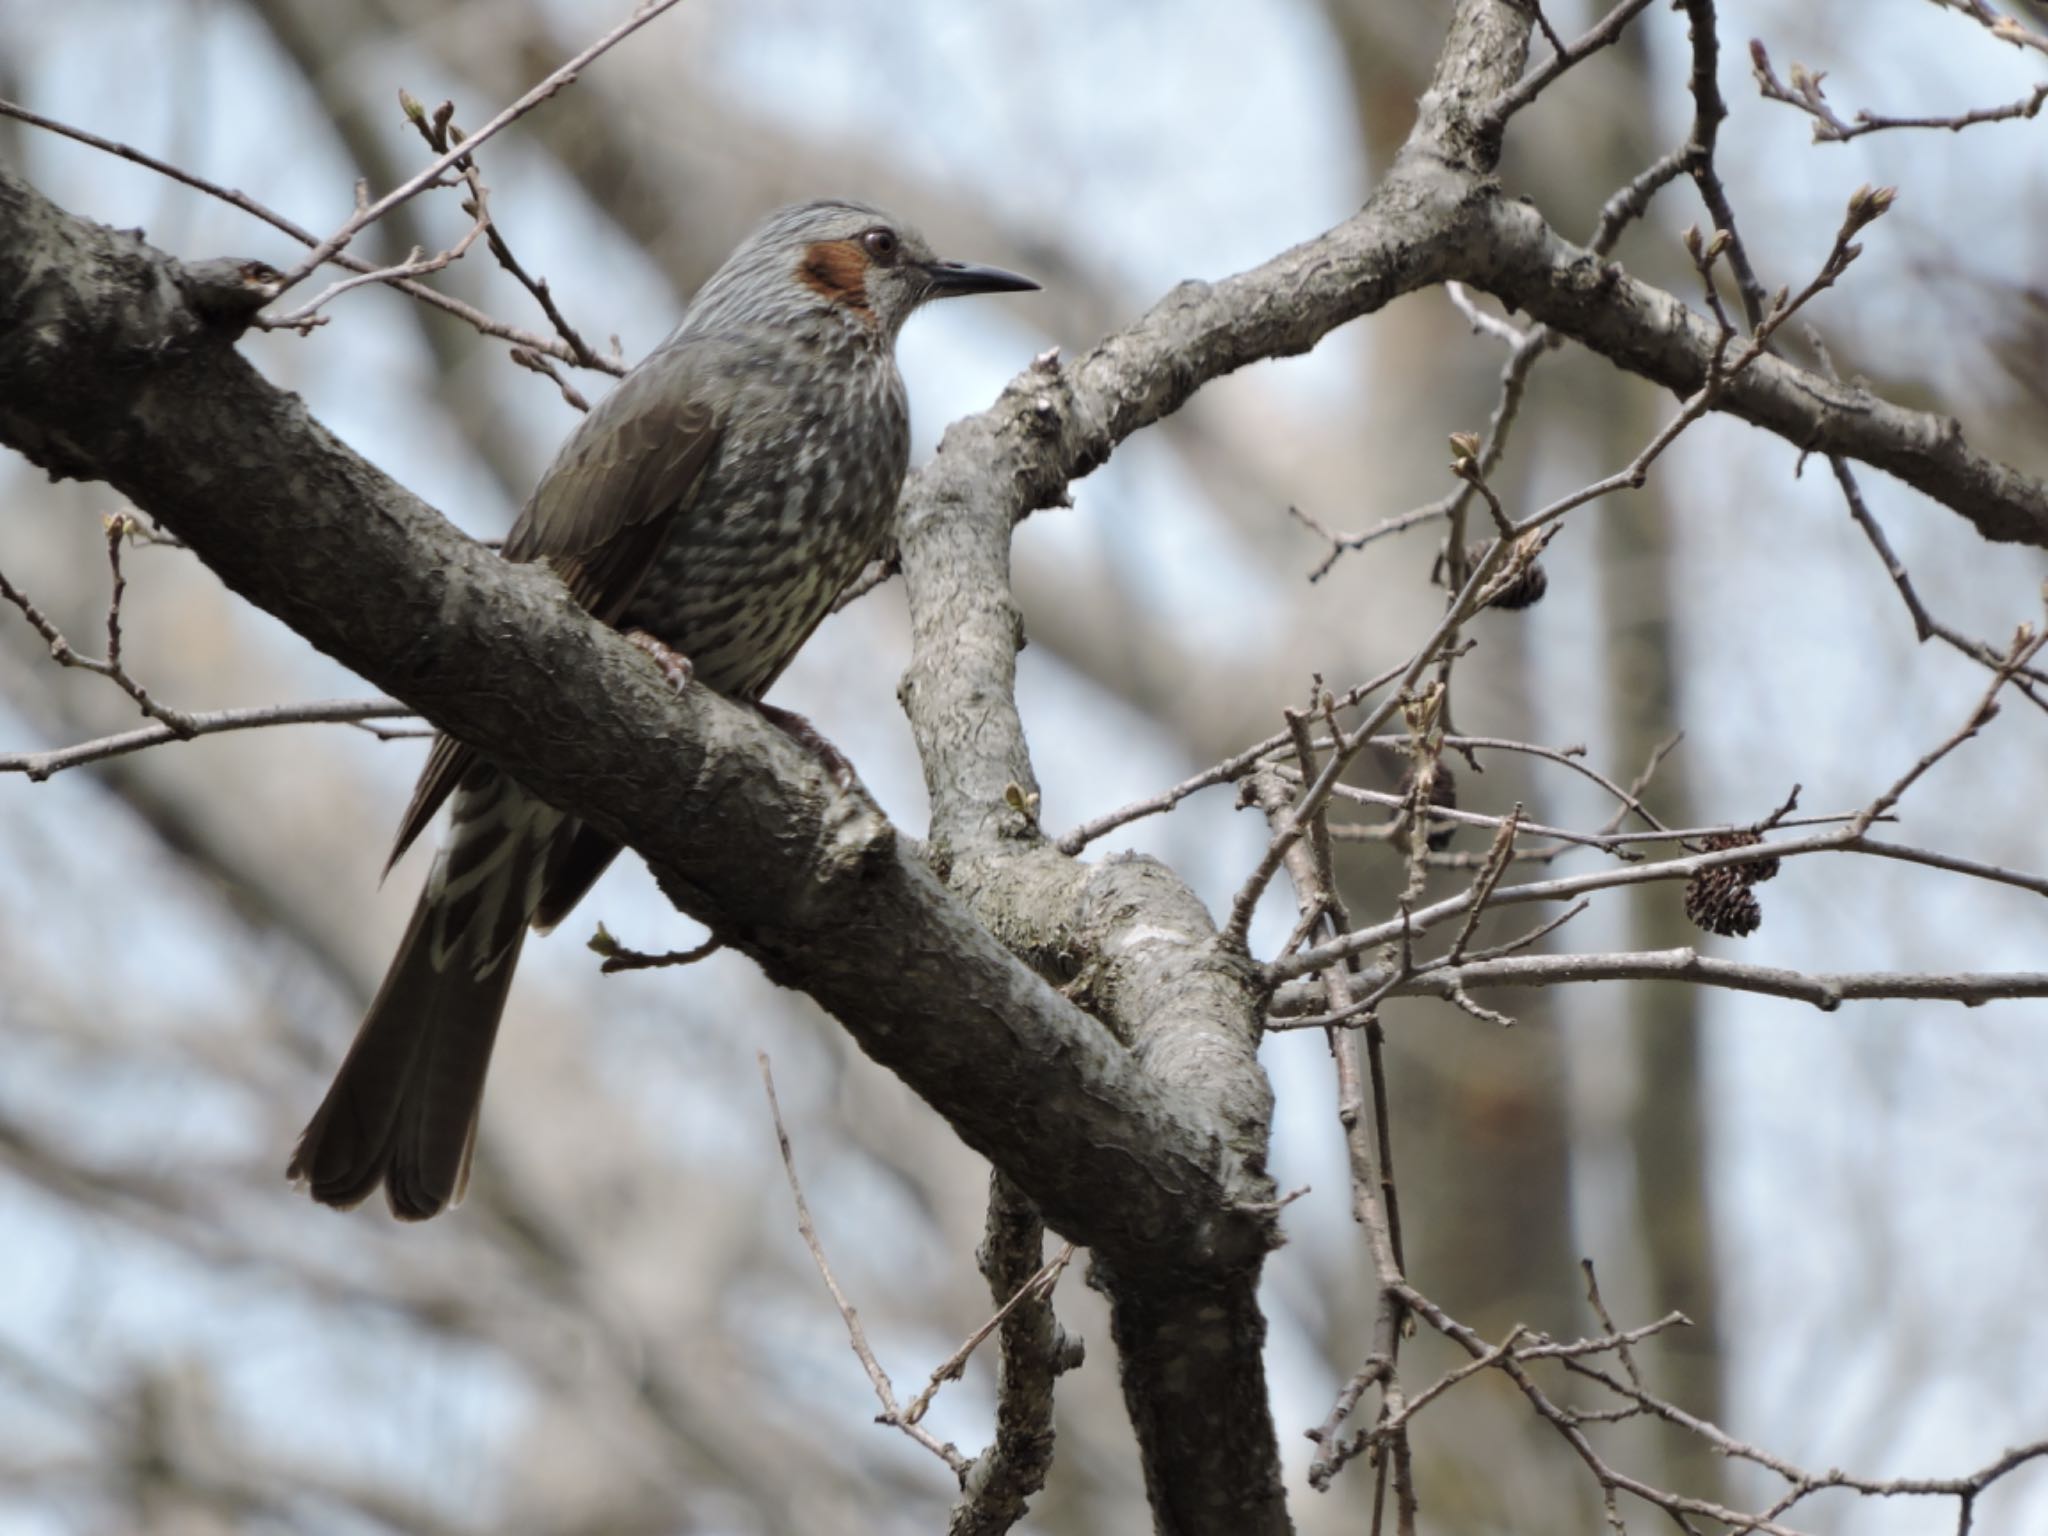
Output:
(289, 199), (1037, 1219)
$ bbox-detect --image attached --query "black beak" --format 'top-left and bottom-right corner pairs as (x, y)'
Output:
(922, 258), (1040, 299)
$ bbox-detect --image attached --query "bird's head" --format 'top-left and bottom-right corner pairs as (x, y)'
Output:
(696, 199), (1038, 340)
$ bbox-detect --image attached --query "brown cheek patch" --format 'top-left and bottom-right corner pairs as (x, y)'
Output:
(799, 239), (872, 310)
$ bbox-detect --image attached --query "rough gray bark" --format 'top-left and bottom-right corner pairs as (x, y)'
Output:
(0, 170), (1280, 1266)
(1470, 197), (2048, 546)
(0, 162), (1290, 1528)
(5, 4), (2047, 1531)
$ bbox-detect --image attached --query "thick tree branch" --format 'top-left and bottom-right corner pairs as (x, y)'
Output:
(948, 1176), (1077, 1536)
(0, 166), (1272, 1291)
(866, 12), (2047, 564)
(9, 6), (2043, 1530)
(1465, 196), (2048, 546)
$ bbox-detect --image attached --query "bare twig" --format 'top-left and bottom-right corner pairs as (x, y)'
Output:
(1446, 804), (1523, 962)
(831, 547), (902, 614)
(262, 220), (494, 332)
(1, 532), (197, 739)
(1752, 38), (2048, 141)
(1278, 815), (2048, 986)
(0, 97), (624, 376)
(1053, 658), (1411, 855)
(1581, 1259), (1645, 1392)
(1378, 950), (2048, 1013)
(509, 347), (594, 413)
(398, 92), (609, 369)
(1373, 1258), (2048, 1536)
(1301, 110), (1697, 588)
(1830, 431), (2048, 708)
(588, 925), (722, 974)
(758, 1052), (971, 1478)
(1241, 199), (1895, 956)
(0, 698), (415, 781)
(1853, 626), (2046, 833)
(1489, 0), (1661, 127)
(1222, 542), (1517, 950)
(1504, 0), (1568, 55)
(904, 1243), (1075, 1427)
(260, 0), (688, 318)
(1512, 184), (1897, 545)
(1244, 762), (1415, 1523)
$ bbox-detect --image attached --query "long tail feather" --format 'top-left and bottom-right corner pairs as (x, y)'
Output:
(291, 772), (561, 1219)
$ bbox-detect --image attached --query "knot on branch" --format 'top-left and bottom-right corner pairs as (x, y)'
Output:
(173, 256), (284, 336)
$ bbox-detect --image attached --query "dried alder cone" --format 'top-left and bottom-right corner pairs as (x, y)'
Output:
(1683, 830), (1779, 938)
(1397, 760), (1459, 851)
(1467, 539), (1550, 610)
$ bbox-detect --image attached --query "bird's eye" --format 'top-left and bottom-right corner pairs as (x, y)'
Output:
(862, 228), (900, 264)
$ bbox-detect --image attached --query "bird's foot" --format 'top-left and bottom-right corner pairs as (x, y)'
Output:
(755, 701), (858, 790)
(625, 630), (695, 695)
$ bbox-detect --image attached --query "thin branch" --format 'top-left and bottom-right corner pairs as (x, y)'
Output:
(1303, 295), (1553, 584)
(1394, 1281), (1810, 1536)
(758, 1052), (971, 1478)
(588, 925), (721, 974)
(1053, 658), (1411, 855)
(1680, 0), (1772, 332)
(1854, 627), (2047, 832)
(1222, 540), (1518, 949)
(1249, 195), (1898, 962)
(1268, 905), (1595, 1037)
(263, 217), (493, 332)
(1381, 1309), (1689, 1441)
(509, 347), (594, 412)
(1590, 147), (1692, 254)
(1293, 497), (1455, 582)
(1489, 0), (1661, 128)
(1315, 781), (1849, 863)
(1932, 0), (2048, 56)
(1446, 280), (1532, 347)
(1277, 813), (2048, 986)
(1, 535), (197, 739)
(1829, 420), (2048, 708)
(1384, 949), (2048, 1012)
(1446, 804), (1523, 962)
(399, 92), (611, 369)
(1514, 184), (1896, 544)
(904, 1243), (1075, 1427)
(1247, 756), (1415, 1524)
(0, 97), (624, 376)
(1752, 39), (2048, 141)
(831, 547), (902, 614)
(0, 698), (416, 781)
(261, 0), (688, 316)
(1374, 1259), (2048, 1536)
(1554, 1345), (2048, 1527)
(1504, 0), (1568, 55)
(1581, 1259), (1646, 1393)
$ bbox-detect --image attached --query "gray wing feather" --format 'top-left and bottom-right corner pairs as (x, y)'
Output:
(386, 345), (724, 871)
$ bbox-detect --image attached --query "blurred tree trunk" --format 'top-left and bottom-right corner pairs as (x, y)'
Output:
(1596, 401), (1727, 1496)
(1315, 5), (1588, 1526)
(1572, 25), (1728, 1501)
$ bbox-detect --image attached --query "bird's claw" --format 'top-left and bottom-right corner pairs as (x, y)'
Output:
(755, 701), (859, 790)
(626, 630), (695, 695)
